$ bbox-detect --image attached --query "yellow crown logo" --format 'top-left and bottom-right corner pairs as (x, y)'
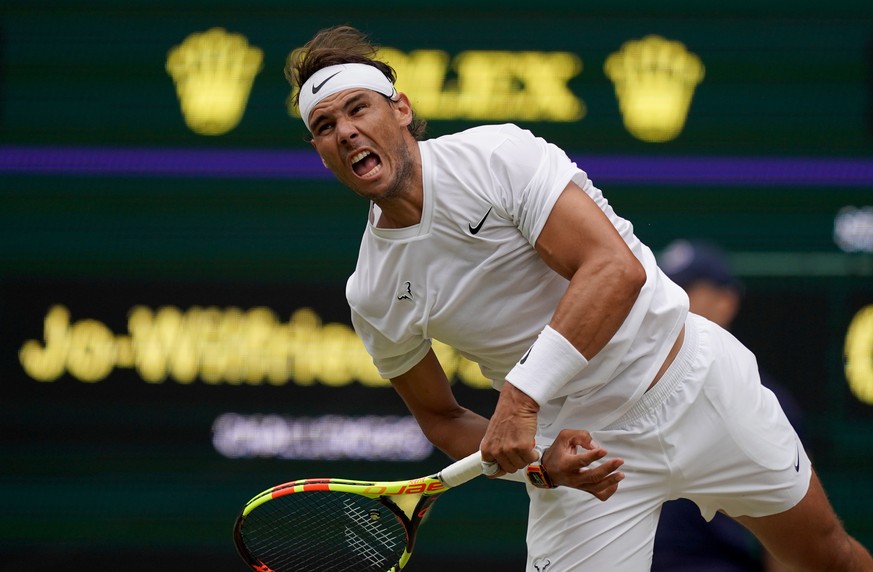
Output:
(604, 35), (704, 143)
(166, 28), (263, 136)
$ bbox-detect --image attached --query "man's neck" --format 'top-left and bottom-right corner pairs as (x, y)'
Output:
(372, 141), (423, 229)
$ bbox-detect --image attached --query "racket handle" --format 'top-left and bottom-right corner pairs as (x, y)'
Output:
(438, 451), (491, 488)
(439, 448), (543, 488)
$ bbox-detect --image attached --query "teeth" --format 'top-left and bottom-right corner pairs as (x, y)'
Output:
(361, 163), (382, 178)
(351, 150), (370, 164)
(351, 150), (380, 178)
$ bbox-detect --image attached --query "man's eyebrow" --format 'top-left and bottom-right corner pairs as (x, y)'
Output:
(309, 92), (371, 131)
(308, 110), (327, 131)
(343, 92), (369, 108)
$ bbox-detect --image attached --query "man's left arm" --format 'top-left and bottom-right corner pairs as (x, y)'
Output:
(480, 180), (645, 480)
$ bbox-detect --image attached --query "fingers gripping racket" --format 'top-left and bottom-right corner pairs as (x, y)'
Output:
(233, 452), (498, 572)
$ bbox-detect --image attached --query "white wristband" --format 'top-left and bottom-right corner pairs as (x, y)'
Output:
(505, 325), (588, 405)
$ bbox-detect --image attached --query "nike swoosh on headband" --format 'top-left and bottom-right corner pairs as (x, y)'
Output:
(311, 71), (342, 94)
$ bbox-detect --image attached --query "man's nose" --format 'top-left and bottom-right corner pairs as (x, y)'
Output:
(336, 118), (358, 144)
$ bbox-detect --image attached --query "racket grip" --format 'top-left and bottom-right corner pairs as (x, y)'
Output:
(438, 451), (490, 488)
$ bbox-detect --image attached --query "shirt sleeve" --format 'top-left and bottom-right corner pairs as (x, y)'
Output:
(350, 307), (432, 379)
(488, 124), (580, 247)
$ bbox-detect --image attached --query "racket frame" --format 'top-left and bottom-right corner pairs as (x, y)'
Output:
(233, 452), (485, 572)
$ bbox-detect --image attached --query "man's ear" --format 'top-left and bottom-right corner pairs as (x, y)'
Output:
(392, 92), (414, 128)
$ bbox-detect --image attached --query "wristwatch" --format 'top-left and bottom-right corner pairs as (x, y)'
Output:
(525, 446), (557, 489)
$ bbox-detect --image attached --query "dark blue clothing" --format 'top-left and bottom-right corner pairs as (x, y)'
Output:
(653, 500), (763, 572)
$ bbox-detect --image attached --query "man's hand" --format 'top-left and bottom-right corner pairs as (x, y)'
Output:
(480, 382), (539, 472)
(542, 428), (625, 501)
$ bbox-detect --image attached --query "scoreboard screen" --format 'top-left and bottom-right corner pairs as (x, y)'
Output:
(2, 1), (872, 570)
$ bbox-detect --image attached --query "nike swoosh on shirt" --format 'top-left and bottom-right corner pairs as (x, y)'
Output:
(311, 71), (342, 94)
(468, 207), (493, 235)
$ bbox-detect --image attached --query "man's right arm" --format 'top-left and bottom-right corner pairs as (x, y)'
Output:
(390, 348), (491, 460)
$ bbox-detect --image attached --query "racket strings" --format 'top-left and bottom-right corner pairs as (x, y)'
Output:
(240, 491), (409, 572)
(341, 498), (406, 567)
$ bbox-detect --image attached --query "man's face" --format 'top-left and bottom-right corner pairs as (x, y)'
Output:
(308, 88), (414, 203)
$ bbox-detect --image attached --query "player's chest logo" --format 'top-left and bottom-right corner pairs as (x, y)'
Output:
(468, 206), (493, 235)
(396, 281), (414, 301)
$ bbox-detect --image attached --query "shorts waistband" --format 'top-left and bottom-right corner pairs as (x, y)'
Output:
(605, 315), (699, 430)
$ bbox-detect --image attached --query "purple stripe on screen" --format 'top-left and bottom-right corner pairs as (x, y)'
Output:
(2, 146), (873, 186)
(0, 147), (327, 179)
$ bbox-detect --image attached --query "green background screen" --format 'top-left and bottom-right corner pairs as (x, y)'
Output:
(2, 2), (872, 570)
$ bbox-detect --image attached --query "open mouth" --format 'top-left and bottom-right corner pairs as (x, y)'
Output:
(351, 150), (382, 178)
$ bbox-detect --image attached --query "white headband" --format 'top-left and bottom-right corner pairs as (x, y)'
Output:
(298, 63), (397, 132)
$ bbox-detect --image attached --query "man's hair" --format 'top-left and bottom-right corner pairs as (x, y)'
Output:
(286, 25), (426, 139)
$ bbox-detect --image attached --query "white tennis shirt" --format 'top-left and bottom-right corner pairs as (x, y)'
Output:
(346, 124), (688, 432)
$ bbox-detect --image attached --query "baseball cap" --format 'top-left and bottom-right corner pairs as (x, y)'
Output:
(659, 239), (742, 291)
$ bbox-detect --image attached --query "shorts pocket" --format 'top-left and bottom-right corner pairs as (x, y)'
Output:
(704, 373), (796, 471)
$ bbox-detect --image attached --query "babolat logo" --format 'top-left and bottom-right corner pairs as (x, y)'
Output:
(363, 482), (445, 495)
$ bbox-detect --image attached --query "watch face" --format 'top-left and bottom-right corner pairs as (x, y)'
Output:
(526, 465), (555, 489)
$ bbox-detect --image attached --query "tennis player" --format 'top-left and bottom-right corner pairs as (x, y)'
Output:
(286, 25), (873, 571)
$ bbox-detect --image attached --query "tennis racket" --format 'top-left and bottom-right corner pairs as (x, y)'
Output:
(233, 451), (498, 572)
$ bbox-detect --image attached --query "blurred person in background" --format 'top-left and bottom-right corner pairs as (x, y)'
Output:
(654, 239), (804, 572)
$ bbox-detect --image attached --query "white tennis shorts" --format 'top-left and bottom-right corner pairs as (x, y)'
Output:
(525, 313), (811, 572)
